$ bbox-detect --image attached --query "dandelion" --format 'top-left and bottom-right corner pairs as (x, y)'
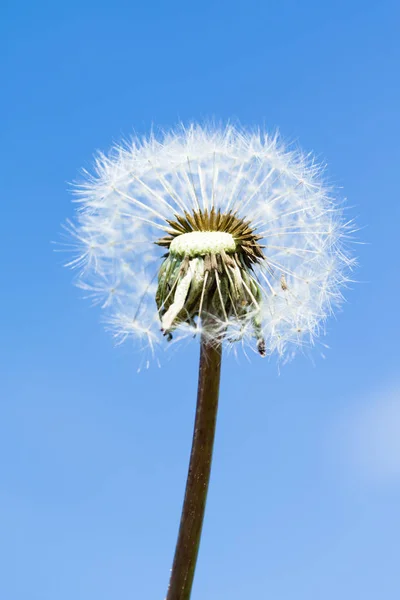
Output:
(65, 123), (353, 599)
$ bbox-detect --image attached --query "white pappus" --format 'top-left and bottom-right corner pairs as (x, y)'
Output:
(66, 123), (354, 364)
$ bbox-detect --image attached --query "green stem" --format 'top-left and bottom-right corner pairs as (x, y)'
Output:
(166, 334), (222, 600)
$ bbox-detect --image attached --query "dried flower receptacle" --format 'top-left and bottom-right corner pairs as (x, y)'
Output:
(156, 208), (266, 354)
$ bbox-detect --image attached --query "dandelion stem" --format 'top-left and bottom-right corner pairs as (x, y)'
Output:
(166, 333), (222, 600)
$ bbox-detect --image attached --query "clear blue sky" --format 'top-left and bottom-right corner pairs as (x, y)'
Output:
(2, 1), (400, 599)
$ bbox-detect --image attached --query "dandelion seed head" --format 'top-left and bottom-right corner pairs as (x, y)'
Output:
(66, 123), (353, 362)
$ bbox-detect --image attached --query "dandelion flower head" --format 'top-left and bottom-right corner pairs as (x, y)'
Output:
(67, 124), (353, 362)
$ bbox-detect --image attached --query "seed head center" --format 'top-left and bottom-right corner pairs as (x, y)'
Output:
(169, 231), (236, 258)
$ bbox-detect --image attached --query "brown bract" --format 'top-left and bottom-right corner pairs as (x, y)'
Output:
(156, 208), (264, 267)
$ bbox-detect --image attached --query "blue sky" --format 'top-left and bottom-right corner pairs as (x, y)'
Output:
(2, 1), (400, 598)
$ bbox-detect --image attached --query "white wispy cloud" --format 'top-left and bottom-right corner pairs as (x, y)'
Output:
(330, 381), (400, 483)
